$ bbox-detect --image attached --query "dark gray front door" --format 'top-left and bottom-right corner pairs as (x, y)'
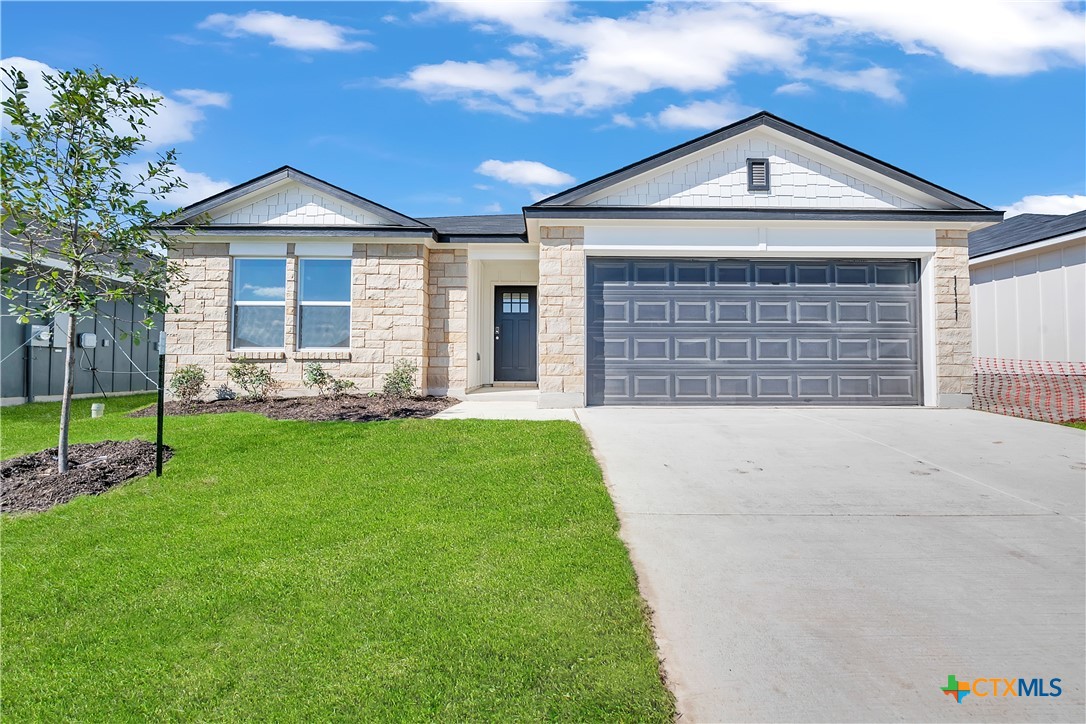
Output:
(494, 286), (537, 382)
(587, 258), (921, 406)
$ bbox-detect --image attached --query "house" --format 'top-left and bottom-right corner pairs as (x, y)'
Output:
(164, 111), (1003, 408)
(1, 234), (164, 405)
(969, 211), (1086, 422)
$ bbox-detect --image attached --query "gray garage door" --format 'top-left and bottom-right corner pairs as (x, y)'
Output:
(586, 258), (921, 406)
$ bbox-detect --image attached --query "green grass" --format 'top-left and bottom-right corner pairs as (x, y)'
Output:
(1063, 421), (1086, 430)
(1, 395), (673, 721)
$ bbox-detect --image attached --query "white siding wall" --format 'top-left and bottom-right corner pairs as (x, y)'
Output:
(583, 133), (922, 209)
(211, 182), (393, 226)
(971, 240), (1086, 362)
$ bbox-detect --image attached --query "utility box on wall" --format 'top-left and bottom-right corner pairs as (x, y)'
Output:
(77, 333), (97, 349)
(29, 325), (51, 346)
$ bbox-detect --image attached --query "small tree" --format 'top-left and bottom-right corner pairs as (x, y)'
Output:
(168, 365), (207, 408)
(1, 66), (190, 472)
(382, 359), (418, 398)
(228, 360), (279, 401)
(302, 362), (356, 399)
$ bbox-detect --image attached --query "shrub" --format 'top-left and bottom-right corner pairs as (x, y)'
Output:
(227, 360), (280, 401)
(168, 365), (207, 406)
(302, 363), (356, 399)
(382, 359), (418, 398)
(214, 383), (236, 401)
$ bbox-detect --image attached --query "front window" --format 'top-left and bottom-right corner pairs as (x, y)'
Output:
(299, 258), (351, 348)
(233, 258), (286, 348)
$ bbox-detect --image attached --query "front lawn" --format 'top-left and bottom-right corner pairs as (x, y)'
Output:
(1, 395), (672, 721)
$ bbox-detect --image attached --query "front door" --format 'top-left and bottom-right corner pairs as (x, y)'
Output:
(494, 286), (537, 382)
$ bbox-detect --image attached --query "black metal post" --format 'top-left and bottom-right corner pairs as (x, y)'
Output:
(155, 351), (165, 477)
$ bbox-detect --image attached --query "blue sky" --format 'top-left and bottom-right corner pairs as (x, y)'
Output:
(3, 1), (1084, 218)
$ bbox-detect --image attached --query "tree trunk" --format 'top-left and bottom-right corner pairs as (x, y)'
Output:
(57, 313), (77, 473)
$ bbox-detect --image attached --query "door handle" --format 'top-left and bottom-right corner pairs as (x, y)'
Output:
(494, 325), (500, 340)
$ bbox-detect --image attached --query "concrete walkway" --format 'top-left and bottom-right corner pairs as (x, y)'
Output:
(432, 388), (576, 421)
(578, 407), (1085, 723)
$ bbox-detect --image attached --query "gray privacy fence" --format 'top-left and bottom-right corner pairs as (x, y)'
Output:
(1, 274), (163, 404)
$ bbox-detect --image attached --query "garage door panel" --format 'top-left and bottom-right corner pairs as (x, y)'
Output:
(587, 257), (921, 406)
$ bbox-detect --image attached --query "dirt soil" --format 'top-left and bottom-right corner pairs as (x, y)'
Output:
(1, 439), (172, 515)
(128, 394), (458, 423)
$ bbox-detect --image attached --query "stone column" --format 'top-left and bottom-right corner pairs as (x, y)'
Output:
(537, 226), (585, 408)
(934, 229), (972, 407)
(354, 243), (428, 392)
(165, 242), (231, 385)
(284, 249), (298, 352)
(426, 248), (468, 396)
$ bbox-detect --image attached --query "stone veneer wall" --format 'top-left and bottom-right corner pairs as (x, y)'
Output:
(166, 241), (432, 396)
(934, 229), (972, 407)
(426, 248), (469, 395)
(537, 226), (586, 408)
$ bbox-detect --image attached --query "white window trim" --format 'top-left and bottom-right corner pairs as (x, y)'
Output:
(232, 257), (287, 351)
(297, 257), (352, 351)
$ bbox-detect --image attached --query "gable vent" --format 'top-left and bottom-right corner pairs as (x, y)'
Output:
(747, 158), (770, 192)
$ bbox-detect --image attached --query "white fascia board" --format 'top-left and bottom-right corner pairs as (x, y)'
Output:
(292, 241), (354, 257)
(191, 234), (439, 248)
(466, 244), (539, 261)
(583, 224), (935, 257)
(968, 230), (1086, 267)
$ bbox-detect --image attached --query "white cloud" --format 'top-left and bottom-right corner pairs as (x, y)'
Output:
(508, 41), (541, 59)
(999, 194), (1086, 218)
(778, 1), (1086, 76)
(164, 166), (233, 207)
(118, 163), (231, 208)
(473, 183), (493, 191)
(173, 89), (231, 108)
(1, 56), (227, 148)
(651, 99), (757, 130)
(394, 1), (1085, 117)
(397, 3), (802, 114)
(797, 66), (903, 102)
(476, 159), (575, 187)
(199, 11), (372, 52)
(0, 57), (54, 114)
(611, 113), (635, 128)
(481, 202), (503, 213)
(774, 81), (813, 95)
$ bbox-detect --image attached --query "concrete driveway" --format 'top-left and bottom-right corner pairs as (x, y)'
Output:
(577, 407), (1085, 723)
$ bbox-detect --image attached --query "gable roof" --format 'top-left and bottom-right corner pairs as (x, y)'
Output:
(170, 166), (429, 228)
(533, 111), (990, 211)
(968, 210), (1086, 258)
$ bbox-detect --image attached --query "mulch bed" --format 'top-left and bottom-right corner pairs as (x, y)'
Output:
(1, 440), (172, 515)
(127, 394), (458, 423)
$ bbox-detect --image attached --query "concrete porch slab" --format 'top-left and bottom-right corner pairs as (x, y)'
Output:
(432, 388), (577, 421)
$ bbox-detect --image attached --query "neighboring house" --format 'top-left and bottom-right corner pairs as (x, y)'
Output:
(1, 236), (164, 405)
(164, 111), (1003, 408)
(969, 211), (1086, 422)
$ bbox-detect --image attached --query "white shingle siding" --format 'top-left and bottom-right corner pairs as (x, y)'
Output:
(211, 183), (394, 226)
(585, 135), (922, 209)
